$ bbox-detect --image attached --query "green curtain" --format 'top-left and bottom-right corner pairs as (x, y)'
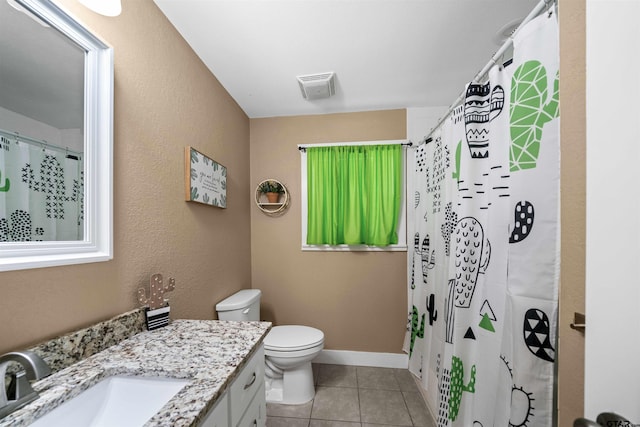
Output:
(306, 144), (402, 246)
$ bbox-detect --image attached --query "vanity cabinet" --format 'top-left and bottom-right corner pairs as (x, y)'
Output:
(200, 345), (266, 427)
(200, 393), (229, 427)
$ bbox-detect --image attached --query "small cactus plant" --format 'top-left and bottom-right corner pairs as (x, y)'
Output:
(138, 273), (175, 310)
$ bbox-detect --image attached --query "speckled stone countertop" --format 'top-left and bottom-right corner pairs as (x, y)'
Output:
(1, 320), (271, 427)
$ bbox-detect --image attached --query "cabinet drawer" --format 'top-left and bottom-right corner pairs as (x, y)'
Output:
(199, 392), (229, 427)
(230, 345), (264, 426)
(236, 384), (266, 427)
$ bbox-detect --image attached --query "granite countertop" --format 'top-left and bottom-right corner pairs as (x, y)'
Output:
(0, 320), (271, 427)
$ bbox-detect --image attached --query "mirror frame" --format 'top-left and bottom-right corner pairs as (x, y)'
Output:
(0, 0), (113, 271)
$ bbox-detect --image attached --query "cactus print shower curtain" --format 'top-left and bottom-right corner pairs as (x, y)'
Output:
(404, 10), (559, 427)
(0, 136), (83, 242)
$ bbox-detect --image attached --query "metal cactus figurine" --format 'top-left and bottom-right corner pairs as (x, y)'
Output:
(138, 273), (175, 310)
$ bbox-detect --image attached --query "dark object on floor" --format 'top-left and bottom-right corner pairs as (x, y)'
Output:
(574, 412), (632, 427)
(596, 412), (631, 425)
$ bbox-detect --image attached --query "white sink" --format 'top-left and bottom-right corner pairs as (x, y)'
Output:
(30, 376), (190, 427)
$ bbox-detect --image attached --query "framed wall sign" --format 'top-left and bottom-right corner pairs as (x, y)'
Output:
(184, 146), (227, 208)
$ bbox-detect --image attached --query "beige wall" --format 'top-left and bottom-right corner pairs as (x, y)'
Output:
(249, 111), (407, 353)
(0, 0), (251, 354)
(558, 0), (586, 424)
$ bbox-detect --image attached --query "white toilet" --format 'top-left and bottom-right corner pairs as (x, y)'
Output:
(216, 289), (324, 405)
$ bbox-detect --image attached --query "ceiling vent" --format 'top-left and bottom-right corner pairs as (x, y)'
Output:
(297, 72), (336, 100)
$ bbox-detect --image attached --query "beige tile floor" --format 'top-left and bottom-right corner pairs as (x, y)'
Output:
(266, 364), (437, 427)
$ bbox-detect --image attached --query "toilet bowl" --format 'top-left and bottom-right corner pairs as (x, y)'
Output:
(215, 290), (324, 405)
(263, 325), (324, 404)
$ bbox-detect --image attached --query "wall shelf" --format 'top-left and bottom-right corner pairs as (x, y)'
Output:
(255, 179), (290, 216)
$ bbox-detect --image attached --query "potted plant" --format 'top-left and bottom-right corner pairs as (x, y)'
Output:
(258, 180), (284, 203)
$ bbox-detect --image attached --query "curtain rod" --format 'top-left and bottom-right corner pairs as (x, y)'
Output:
(298, 140), (412, 152)
(0, 128), (82, 158)
(418, 0), (555, 146)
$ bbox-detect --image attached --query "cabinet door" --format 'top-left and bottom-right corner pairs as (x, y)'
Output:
(236, 384), (266, 427)
(199, 392), (229, 427)
(230, 346), (265, 426)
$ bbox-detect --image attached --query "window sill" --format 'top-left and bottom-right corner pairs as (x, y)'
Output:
(301, 245), (407, 252)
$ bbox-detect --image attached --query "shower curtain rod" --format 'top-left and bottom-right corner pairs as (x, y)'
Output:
(0, 128), (82, 158)
(298, 140), (412, 152)
(418, 0), (555, 145)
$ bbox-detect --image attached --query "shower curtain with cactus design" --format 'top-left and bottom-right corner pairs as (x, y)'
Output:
(0, 136), (83, 242)
(404, 10), (559, 427)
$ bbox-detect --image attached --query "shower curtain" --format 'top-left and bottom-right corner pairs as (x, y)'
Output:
(0, 135), (84, 242)
(404, 9), (559, 427)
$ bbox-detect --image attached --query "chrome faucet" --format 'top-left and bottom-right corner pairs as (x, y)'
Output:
(0, 351), (51, 420)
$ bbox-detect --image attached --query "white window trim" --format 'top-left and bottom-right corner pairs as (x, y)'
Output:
(299, 140), (408, 252)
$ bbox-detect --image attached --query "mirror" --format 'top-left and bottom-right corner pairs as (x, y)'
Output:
(0, 0), (113, 271)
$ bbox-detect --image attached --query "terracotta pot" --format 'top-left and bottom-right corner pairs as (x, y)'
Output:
(265, 192), (280, 203)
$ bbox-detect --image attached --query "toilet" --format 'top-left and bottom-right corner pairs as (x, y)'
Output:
(215, 289), (324, 404)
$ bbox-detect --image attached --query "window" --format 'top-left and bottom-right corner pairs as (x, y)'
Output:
(300, 140), (407, 251)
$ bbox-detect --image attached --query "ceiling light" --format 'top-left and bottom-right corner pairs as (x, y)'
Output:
(297, 72), (336, 100)
(79, 0), (121, 17)
(493, 18), (522, 45)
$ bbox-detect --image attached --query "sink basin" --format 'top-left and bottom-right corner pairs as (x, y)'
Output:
(30, 376), (190, 427)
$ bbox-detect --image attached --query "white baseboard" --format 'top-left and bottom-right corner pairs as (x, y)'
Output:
(314, 350), (408, 369)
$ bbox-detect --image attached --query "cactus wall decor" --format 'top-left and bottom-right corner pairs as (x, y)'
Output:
(185, 146), (227, 209)
(138, 273), (176, 310)
(509, 61), (559, 172)
(464, 82), (505, 158)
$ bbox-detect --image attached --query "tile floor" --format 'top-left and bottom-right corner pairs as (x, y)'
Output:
(266, 364), (436, 427)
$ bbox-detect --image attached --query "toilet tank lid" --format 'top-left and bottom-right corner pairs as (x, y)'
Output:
(216, 289), (261, 312)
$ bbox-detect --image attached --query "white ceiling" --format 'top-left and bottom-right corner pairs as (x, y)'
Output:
(153, 0), (538, 119)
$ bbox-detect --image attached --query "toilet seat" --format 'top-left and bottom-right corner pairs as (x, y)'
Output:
(264, 325), (324, 352)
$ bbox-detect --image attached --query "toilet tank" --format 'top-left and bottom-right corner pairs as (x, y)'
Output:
(216, 289), (261, 321)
